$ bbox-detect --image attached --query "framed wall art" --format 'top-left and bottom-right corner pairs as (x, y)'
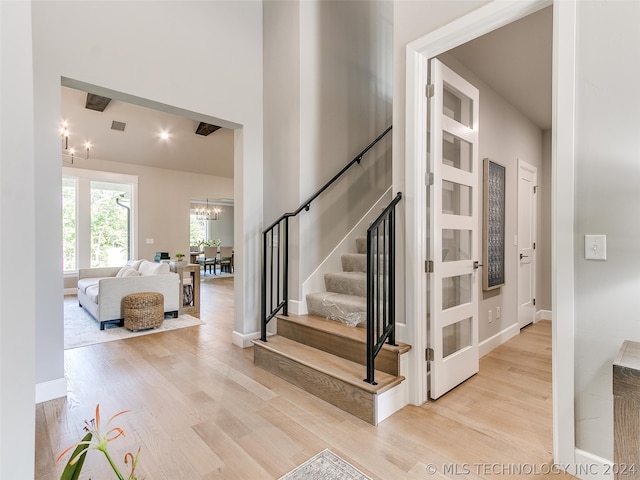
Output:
(483, 158), (506, 290)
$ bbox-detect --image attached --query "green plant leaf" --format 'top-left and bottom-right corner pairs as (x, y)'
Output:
(60, 432), (92, 480)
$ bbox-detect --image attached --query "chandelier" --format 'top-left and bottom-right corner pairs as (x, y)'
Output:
(60, 121), (90, 164)
(196, 199), (220, 221)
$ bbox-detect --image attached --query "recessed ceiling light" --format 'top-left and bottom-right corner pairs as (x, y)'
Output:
(160, 131), (169, 140)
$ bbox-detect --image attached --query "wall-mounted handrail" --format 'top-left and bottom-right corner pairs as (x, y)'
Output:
(261, 126), (392, 341)
(262, 126), (392, 234)
(365, 191), (402, 384)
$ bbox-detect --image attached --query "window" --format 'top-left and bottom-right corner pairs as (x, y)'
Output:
(190, 212), (205, 246)
(63, 168), (137, 272)
(62, 177), (77, 272)
(90, 181), (132, 267)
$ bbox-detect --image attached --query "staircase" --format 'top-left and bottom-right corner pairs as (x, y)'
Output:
(253, 234), (411, 425)
(306, 235), (374, 327)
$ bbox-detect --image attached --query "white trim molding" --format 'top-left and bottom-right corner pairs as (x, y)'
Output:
(536, 309), (553, 322)
(232, 329), (261, 348)
(479, 323), (519, 357)
(35, 377), (67, 403)
(403, 0), (576, 465)
(572, 448), (614, 480)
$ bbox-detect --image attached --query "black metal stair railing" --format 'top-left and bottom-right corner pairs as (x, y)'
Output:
(365, 191), (402, 385)
(261, 126), (400, 385)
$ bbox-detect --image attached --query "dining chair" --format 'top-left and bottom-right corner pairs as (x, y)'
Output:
(199, 246), (218, 275)
(219, 246), (234, 273)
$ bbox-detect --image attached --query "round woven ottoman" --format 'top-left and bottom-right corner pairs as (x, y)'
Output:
(123, 292), (164, 331)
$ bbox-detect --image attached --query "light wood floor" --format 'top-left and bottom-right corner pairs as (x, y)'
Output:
(35, 280), (573, 479)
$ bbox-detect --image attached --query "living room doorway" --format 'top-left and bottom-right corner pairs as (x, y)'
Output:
(60, 79), (238, 332)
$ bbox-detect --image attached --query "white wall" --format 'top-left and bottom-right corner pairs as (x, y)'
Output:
(264, 0), (393, 309)
(574, 0), (640, 461)
(0, 2), (37, 478)
(297, 0), (393, 285)
(205, 205), (234, 248)
(30, 0), (263, 398)
(61, 159), (233, 288)
(437, 53), (544, 347)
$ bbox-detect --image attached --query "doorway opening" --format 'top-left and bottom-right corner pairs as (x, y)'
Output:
(404, 0), (577, 466)
(60, 79), (239, 337)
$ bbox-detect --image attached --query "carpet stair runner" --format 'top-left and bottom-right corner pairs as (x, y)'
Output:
(253, 236), (411, 425)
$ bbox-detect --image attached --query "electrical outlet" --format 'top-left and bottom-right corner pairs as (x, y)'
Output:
(488, 309), (493, 323)
(496, 306), (501, 319)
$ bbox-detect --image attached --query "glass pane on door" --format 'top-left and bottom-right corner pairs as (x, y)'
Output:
(442, 229), (472, 262)
(442, 180), (472, 216)
(443, 82), (474, 128)
(442, 273), (472, 310)
(443, 317), (472, 358)
(443, 132), (473, 172)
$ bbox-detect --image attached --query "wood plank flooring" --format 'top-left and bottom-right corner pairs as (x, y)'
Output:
(35, 279), (573, 479)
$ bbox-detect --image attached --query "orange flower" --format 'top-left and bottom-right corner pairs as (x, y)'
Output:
(57, 404), (134, 480)
(57, 404), (130, 464)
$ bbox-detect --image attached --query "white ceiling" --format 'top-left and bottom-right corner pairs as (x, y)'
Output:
(61, 86), (234, 177)
(448, 6), (552, 130)
(60, 6), (552, 180)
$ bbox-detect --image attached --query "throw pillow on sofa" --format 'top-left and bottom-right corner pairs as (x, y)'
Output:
(138, 260), (170, 275)
(116, 266), (141, 278)
(126, 259), (143, 270)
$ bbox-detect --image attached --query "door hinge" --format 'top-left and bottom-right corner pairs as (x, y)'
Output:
(533, 298), (536, 306)
(425, 260), (434, 273)
(426, 84), (434, 98)
(426, 348), (434, 361)
(533, 242), (536, 250)
(533, 185), (538, 194)
(425, 172), (434, 186)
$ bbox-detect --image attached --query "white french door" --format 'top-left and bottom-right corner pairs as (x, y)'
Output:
(428, 59), (480, 399)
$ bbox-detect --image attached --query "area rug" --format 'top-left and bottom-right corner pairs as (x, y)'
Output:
(279, 450), (372, 480)
(200, 271), (233, 281)
(64, 296), (204, 350)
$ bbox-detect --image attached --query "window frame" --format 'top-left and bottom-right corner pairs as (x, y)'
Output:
(62, 167), (139, 274)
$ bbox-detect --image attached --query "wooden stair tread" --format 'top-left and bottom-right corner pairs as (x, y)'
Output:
(277, 313), (411, 355)
(253, 335), (404, 394)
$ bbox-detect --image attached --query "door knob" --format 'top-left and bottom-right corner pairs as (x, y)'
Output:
(520, 253), (529, 260)
(473, 261), (483, 269)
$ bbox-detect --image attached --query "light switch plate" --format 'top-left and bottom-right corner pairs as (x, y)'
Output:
(585, 234), (606, 260)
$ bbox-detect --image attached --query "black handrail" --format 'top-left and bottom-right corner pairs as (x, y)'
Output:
(365, 191), (402, 384)
(261, 126), (392, 341)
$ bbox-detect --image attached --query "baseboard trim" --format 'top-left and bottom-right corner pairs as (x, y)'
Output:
(536, 309), (552, 322)
(479, 323), (519, 357)
(232, 330), (261, 348)
(288, 299), (306, 315)
(572, 448), (613, 480)
(64, 287), (76, 295)
(35, 377), (67, 403)
(377, 354), (410, 423)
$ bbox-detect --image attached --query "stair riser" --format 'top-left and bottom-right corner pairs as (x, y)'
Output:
(324, 273), (366, 297)
(355, 236), (390, 255)
(341, 254), (366, 273)
(277, 317), (402, 376)
(306, 294), (366, 327)
(254, 345), (376, 424)
(341, 254), (390, 273)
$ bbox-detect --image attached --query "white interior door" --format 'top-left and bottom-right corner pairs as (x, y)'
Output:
(428, 59), (480, 399)
(517, 160), (537, 328)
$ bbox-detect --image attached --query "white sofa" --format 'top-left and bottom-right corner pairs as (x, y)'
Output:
(77, 260), (180, 330)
